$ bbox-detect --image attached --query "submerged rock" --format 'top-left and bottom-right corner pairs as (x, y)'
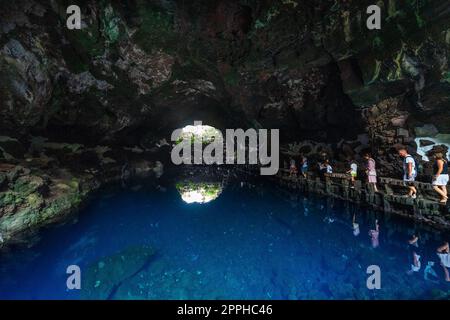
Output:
(81, 245), (155, 300)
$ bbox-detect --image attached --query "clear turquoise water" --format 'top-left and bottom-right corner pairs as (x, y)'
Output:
(0, 182), (449, 300)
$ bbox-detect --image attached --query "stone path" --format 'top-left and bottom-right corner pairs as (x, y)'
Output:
(271, 169), (450, 230)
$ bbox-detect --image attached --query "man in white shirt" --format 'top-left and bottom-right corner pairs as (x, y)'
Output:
(398, 148), (417, 199)
(347, 160), (358, 187)
(325, 160), (332, 174)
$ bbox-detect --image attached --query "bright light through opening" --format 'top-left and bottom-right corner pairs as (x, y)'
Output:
(176, 181), (222, 204)
(177, 124), (221, 144)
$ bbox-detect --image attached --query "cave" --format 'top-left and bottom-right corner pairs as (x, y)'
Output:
(1, 0), (450, 302)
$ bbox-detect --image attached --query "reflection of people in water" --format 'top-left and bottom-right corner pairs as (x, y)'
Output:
(302, 197), (309, 216)
(407, 234), (421, 275)
(352, 213), (360, 236)
(368, 219), (379, 248)
(322, 198), (337, 223)
(324, 216), (335, 224)
(437, 242), (450, 282)
(424, 261), (439, 283)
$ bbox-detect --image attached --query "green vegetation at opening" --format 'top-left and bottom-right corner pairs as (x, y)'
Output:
(175, 125), (222, 145)
(175, 181), (223, 204)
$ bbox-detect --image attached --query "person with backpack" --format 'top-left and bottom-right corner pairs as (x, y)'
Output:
(300, 156), (308, 178)
(398, 148), (417, 199)
(431, 152), (449, 204)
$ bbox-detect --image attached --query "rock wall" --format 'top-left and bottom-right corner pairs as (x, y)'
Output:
(1, 0), (449, 153)
(1, 1), (449, 143)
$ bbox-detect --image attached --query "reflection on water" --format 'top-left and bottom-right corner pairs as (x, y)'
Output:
(176, 181), (223, 204)
(0, 181), (450, 299)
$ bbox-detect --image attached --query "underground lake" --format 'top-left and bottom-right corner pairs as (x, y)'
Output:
(0, 177), (449, 300)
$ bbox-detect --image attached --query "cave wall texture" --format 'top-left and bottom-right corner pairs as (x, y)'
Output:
(1, 0), (448, 147)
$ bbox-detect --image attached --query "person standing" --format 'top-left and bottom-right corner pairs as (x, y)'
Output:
(346, 160), (357, 187)
(301, 156), (308, 178)
(398, 148), (417, 199)
(432, 152), (449, 204)
(364, 153), (378, 192)
(289, 158), (298, 177)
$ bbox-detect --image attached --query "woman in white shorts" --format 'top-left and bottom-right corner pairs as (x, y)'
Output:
(432, 153), (449, 204)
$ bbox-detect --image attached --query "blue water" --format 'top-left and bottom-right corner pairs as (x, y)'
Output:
(0, 182), (449, 300)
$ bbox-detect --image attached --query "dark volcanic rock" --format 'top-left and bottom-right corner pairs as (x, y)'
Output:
(1, 0), (449, 147)
(419, 139), (435, 147)
(0, 137), (26, 159)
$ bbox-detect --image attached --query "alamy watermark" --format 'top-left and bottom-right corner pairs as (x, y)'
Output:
(66, 5), (81, 30)
(65, 4), (381, 32)
(366, 265), (381, 290)
(366, 5), (381, 30)
(170, 121), (279, 175)
(66, 264), (81, 290)
(65, 263), (380, 292)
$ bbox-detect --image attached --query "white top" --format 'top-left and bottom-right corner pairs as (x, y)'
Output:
(403, 155), (416, 177)
(353, 223), (360, 236)
(350, 163), (357, 174)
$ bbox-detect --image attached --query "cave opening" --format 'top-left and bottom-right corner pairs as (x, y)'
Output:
(176, 123), (222, 145)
